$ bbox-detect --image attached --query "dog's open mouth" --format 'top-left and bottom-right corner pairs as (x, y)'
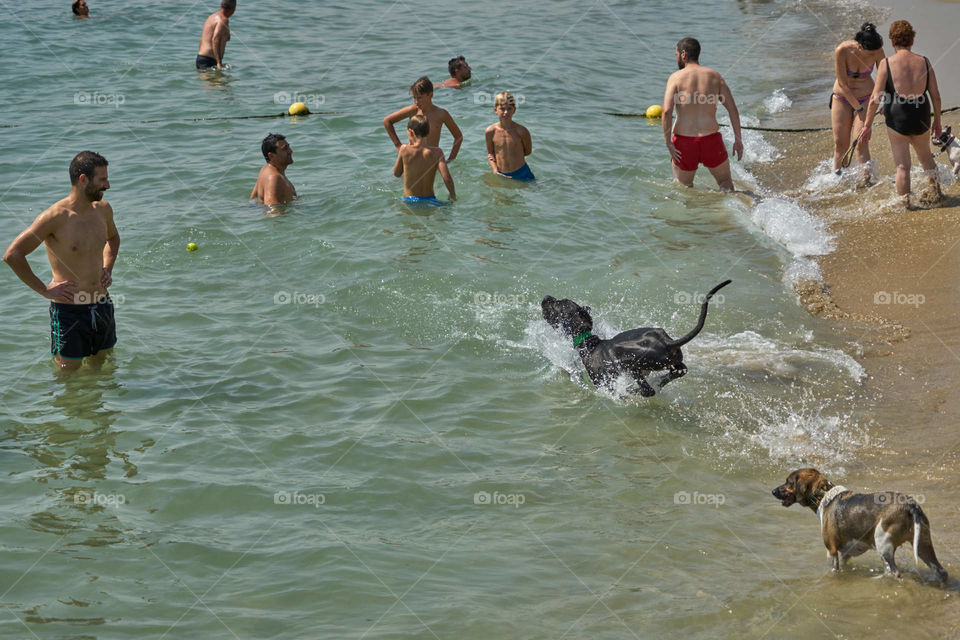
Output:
(779, 494), (796, 507)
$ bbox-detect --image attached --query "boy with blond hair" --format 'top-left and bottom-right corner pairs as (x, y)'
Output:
(384, 77), (463, 162)
(393, 115), (455, 204)
(485, 91), (534, 181)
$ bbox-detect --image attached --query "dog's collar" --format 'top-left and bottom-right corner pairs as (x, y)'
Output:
(808, 482), (834, 509)
(572, 331), (592, 348)
(816, 484), (848, 524)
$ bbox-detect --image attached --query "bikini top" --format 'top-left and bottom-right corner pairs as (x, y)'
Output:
(846, 64), (874, 78)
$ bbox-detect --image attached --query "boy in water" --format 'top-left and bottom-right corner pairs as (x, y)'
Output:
(383, 77), (463, 162)
(393, 115), (456, 204)
(485, 91), (535, 181)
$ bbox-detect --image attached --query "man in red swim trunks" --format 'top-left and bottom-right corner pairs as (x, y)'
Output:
(662, 37), (744, 191)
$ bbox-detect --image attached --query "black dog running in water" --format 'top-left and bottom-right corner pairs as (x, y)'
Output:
(541, 280), (731, 396)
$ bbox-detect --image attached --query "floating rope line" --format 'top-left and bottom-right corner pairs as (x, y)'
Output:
(0, 111), (340, 129)
(606, 105), (960, 132)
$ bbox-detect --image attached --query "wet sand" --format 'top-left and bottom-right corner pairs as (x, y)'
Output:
(751, 56), (960, 578)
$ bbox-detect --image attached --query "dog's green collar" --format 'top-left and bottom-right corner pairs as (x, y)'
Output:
(573, 331), (592, 348)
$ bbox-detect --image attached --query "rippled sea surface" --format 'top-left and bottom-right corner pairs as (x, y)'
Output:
(2, 0), (957, 638)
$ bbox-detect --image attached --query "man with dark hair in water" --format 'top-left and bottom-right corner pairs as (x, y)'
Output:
(251, 133), (297, 205)
(437, 56), (471, 88)
(3, 151), (119, 372)
(197, 0), (236, 70)
(72, 0), (90, 18)
(662, 37), (743, 191)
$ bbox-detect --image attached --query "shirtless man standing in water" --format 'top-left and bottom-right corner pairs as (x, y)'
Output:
(251, 133), (297, 206)
(196, 0), (236, 70)
(662, 37), (744, 191)
(4, 151), (119, 372)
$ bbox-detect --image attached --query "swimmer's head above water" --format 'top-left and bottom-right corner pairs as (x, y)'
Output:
(261, 133), (293, 167)
(72, 0), (89, 17)
(675, 37), (700, 69)
(410, 76), (434, 109)
(407, 115), (429, 141)
(411, 76), (433, 98)
(447, 56), (471, 82)
(220, 0), (237, 16)
(493, 91), (518, 121)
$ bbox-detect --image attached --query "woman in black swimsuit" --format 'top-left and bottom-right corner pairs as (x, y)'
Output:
(862, 20), (943, 206)
(830, 23), (885, 174)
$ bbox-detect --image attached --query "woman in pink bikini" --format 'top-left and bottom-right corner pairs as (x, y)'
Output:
(830, 23), (885, 174)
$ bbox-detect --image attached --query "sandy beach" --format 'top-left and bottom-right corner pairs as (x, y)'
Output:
(751, 0), (960, 551)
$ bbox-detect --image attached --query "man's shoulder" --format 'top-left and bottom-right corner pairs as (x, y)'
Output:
(44, 198), (76, 218)
(258, 164), (281, 179)
(32, 199), (75, 230)
(694, 65), (721, 78)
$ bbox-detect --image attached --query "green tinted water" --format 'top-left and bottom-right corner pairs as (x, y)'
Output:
(2, 1), (956, 638)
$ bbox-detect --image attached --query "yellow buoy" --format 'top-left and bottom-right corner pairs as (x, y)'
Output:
(288, 102), (309, 116)
(645, 104), (663, 118)
(187, 242), (198, 252)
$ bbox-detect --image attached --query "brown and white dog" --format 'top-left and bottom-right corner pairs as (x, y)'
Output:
(772, 468), (948, 582)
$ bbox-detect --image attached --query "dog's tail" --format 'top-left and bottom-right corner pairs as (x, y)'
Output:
(908, 501), (927, 567)
(667, 280), (732, 349)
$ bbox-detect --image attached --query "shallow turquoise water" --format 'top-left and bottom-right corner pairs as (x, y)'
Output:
(3, 1), (955, 638)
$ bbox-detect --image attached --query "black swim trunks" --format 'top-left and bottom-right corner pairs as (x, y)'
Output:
(50, 296), (117, 359)
(196, 54), (217, 70)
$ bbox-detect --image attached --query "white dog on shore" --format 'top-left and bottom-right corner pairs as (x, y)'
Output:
(934, 126), (960, 177)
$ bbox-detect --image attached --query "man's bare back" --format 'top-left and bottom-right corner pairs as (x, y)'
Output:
(667, 65), (727, 137)
(662, 39), (743, 190)
(197, 4), (234, 68)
